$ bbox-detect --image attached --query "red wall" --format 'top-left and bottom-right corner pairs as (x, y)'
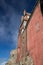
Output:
(27, 4), (43, 65)
(17, 34), (21, 62)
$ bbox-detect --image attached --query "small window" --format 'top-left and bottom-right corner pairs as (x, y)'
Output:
(35, 22), (40, 32)
(27, 15), (30, 19)
(12, 54), (14, 57)
(23, 36), (24, 39)
(23, 21), (27, 29)
(21, 28), (24, 34)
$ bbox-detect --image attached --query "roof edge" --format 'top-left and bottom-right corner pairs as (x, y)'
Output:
(26, 0), (39, 28)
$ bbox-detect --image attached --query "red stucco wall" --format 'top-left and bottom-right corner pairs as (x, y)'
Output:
(17, 34), (21, 62)
(27, 4), (43, 65)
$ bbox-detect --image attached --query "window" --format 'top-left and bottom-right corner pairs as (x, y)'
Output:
(23, 36), (24, 39)
(23, 21), (27, 29)
(21, 28), (24, 34)
(27, 15), (30, 19)
(35, 22), (40, 32)
(12, 54), (14, 57)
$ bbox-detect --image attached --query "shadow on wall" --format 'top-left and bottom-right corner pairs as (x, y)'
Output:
(40, 0), (43, 15)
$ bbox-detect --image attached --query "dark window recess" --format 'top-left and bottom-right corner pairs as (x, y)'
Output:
(22, 64), (24, 65)
(23, 42), (24, 44)
(26, 52), (29, 56)
(12, 54), (14, 57)
(23, 36), (24, 39)
(40, 0), (43, 15)
(25, 57), (27, 61)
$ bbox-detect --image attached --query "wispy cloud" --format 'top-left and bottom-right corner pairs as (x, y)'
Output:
(0, 0), (37, 63)
(0, 0), (36, 45)
(0, 58), (7, 65)
(12, 30), (18, 48)
(1, 61), (7, 65)
(1, 61), (6, 65)
(0, 5), (21, 48)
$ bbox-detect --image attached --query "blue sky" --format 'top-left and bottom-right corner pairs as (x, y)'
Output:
(0, 0), (37, 65)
